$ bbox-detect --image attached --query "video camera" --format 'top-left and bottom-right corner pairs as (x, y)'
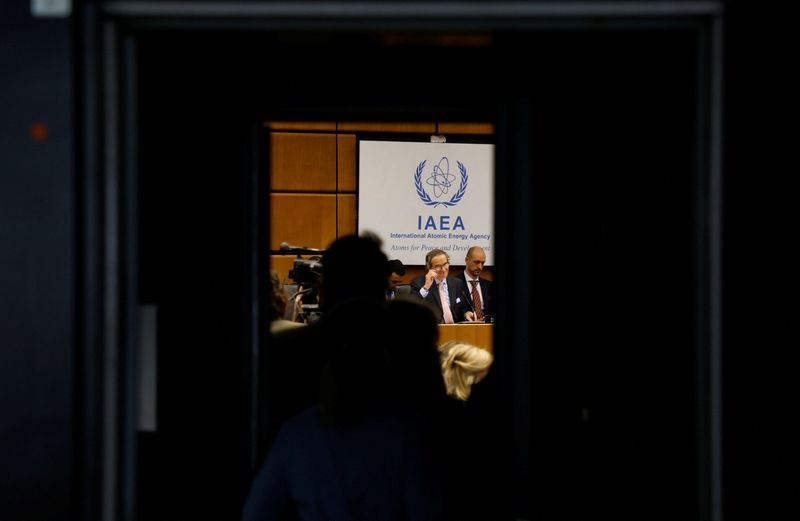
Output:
(288, 257), (322, 286)
(288, 257), (323, 323)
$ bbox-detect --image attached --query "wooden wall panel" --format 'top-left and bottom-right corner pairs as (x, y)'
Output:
(337, 134), (357, 192)
(270, 194), (338, 250)
(271, 133), (337, 191)
(264, 121), (336, 131)
(337, 194), (357, 237)
(337, 121), (436, 133)
(437, 122), (495, 135)
(438, 324), (493, 354)
(271, 256), (299, 284)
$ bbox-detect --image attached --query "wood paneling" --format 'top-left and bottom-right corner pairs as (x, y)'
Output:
(271, 133), (337, 191)
(264, 121), (336, 131)
(437, 122), (495, 135)
(337, 134), (357, 192)
(337, 121), (436, 133)
(438, 324), (493, 354)
(270, 256), (298, 284)
(270, 194), (338, 251)
(337, 194), (357, 237)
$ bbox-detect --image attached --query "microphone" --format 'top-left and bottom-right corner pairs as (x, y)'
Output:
(279, 242), (325, 255)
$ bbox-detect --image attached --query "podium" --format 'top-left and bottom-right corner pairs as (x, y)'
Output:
(438, 324), (493, 354)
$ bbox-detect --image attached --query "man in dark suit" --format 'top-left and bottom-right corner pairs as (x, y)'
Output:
(410, 249), (473, 323)
(458, 245), (494, 321)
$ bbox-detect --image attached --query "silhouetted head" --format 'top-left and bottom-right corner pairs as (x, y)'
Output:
(320, 234), (388, 311)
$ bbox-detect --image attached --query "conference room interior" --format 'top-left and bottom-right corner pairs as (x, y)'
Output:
(125, 24), (720, 521)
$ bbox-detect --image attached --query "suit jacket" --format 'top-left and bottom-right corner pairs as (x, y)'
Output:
(459, 272), (494, 318)
(409, 275), (469, 323)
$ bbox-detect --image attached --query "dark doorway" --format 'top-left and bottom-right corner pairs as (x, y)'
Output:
(135, 26), (705, 521)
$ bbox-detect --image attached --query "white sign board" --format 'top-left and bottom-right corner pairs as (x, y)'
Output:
(359, 141), (494, 266)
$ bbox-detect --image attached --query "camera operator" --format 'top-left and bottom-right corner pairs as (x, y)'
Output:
(288, 256), (322, 324)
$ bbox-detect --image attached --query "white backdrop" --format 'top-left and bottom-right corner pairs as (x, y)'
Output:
(358, 141), (494, 266)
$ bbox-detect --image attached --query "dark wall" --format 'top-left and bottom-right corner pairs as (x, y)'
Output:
(135, 36), (253, 520)
(523, 30), (698, 520)
(0, 3), (74, 520)
(723, 3), (788, 520)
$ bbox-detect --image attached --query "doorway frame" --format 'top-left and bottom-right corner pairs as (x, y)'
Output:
(76, 3), (724, 520)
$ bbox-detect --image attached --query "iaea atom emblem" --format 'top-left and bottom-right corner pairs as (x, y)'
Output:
(414, 157), (468, 208)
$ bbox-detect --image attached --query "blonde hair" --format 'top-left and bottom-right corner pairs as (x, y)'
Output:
(438, 341), (494, 401)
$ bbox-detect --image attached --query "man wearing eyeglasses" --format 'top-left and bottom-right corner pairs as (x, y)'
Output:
(410, 248), (475, 323)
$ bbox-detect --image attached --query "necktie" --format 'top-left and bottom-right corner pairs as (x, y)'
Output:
(439, 281), (454, 324)
(470, 280), (484, 320)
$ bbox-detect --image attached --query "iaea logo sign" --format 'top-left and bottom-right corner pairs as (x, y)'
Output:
(414, 156), (468, 208)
